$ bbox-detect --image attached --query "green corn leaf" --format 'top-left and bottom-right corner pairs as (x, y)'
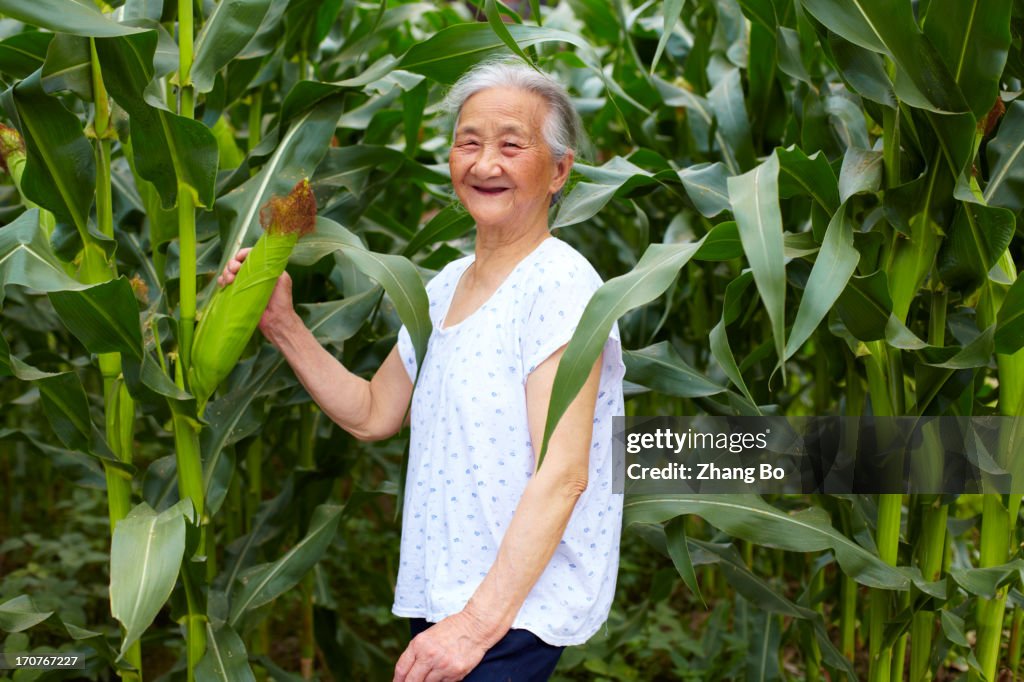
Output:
(0, 210), (86, 306)
(838, 148), (883, 202)
(553, 157), (675, 228)
(292, 217), (432, 373)
(40, 33), (92, 100)
(624, 342), (726, 398)
(404, 206), (476, 257)
(747, 21), (777, 131)
(484, 0), (533, 67)
(665, 517), (704, 606)
(825, 34), (896, 108)
(0, 596), (53, 633)
(111, 500), (193, 658)
(693, 221), (743, 261)
(625, 494), (913, 590)
(0, 0), (143, 37)
(639, 525), (857, 679)
(191, 0), (274, 94)
(784, 202), (859, 362)
(921, 325), (994, 370)
(776, 27), (811, 86)
(195, 623), (257, 682)
(709, 271), (758, 406)
(553, 184), (622, 229)
(119, 0), (165, 21)
(314, 145), (446, 197)
(775, 146), (840, 214)
(922, 0), (1012, 120)
(49, 277), (144, 360)
(122, 352), (197, 416)
(398, 23), (599, 85)
(539, 238), (707, 465)
(3, 70), (95, 237)
(0, 334), (120, 461)
(228, 504), (342, 628)
(800, 0), (968, 114)
(216, 476), (299, 592)
(747, 611), (783, 682)
(677, 162), (731, 218)
(950, 559), (1024, 599)
(940, 610), (970, 647)
(0, 31), (52, 80)
(650, 0), (684, 74)
(938, 201), (1015, 295)
(995, 276), (1024, 355)
(94, 32), (218, 209)
(736, 0), (776, 29)
(985, 100), (1024, 212)
(32, 369), (94, 453)
(654, 75), (741, 174)
(826, 95), (871, 151)
(836, 271), (892, 342)
(708, 68), (756, 172)
(728, 153), (787, 381)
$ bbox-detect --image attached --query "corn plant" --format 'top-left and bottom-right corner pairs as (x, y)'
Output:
(1, 0), (1022, 679)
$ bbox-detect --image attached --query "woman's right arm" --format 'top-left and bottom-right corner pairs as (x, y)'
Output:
(221, 248), (413, 441)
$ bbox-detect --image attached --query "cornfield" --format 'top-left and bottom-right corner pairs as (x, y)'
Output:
(0, 0), (1022, 680)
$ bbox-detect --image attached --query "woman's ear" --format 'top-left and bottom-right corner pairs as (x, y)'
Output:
(549, 149), (575, 196)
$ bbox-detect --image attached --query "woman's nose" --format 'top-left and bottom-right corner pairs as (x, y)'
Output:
(471, 144), (503, 177)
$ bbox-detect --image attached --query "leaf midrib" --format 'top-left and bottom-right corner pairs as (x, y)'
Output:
(16, 101), (88, 234)
(624, 496), (909, 586)
(229, 510), (335, 625)
(120, 515), (158, 645)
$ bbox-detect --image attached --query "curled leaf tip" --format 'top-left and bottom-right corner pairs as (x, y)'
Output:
(259, 178), (316, 237)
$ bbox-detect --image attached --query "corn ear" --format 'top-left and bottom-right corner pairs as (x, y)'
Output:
(0, 123), (26, 185)
(189, 179), (315, 407)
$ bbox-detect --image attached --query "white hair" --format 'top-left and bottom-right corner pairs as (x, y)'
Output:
(444, 59), (582, 164)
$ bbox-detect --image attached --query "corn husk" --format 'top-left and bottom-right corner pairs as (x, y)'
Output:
(189, 179), (315, 407)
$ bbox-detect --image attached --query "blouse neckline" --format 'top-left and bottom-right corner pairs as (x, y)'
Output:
(437, 236), (556, 334)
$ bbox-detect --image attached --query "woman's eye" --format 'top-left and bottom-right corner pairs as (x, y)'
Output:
(503, 142), (522, 149)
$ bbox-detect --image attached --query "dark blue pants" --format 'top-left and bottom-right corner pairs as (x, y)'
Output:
(409, 618), (564, 681)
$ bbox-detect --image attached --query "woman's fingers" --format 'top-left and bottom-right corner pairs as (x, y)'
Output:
(218, 247), (253, 286)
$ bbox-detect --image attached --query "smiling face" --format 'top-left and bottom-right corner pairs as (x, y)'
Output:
(449, 86), (573, 235)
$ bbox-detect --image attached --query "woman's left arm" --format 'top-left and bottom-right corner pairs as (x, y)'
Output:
(393, 345), (604, 682)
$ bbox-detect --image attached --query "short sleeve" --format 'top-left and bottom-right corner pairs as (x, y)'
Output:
(520, 265), (601, 376)
(397, 325), (417, 382)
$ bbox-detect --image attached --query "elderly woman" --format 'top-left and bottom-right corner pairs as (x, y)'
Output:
(222, 60), (624, 681)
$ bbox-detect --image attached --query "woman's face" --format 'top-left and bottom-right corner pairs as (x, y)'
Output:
(449, 86), (572, 232)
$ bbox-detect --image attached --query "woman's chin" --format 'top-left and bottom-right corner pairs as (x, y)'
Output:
(466, 205), (514, 228)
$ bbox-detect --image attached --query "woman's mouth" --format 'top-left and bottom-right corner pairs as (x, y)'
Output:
(473, 186), (510, 195)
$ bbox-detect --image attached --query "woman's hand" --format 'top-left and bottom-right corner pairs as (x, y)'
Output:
(393, 610), (495, 682)
(218, 247), (298, 343)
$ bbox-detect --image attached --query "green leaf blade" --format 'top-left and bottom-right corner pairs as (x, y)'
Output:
(728, 153), (787, 379)
(110, 501), (192, 657)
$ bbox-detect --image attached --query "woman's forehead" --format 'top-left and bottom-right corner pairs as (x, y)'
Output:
(457, 87), (548, 132)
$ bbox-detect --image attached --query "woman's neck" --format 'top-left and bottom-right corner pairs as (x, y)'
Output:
(470, 222), (551, 287)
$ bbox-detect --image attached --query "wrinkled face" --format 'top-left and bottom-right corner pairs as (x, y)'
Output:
(449, 87), (571, 231)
